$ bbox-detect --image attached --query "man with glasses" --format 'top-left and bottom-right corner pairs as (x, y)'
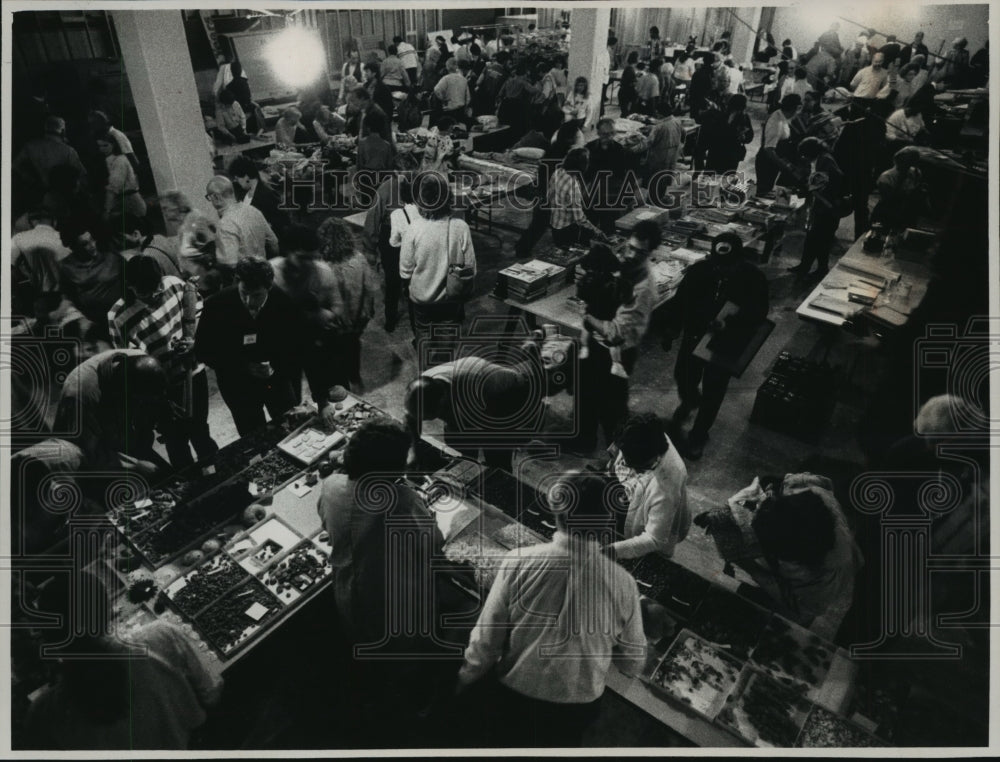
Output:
(607, 412), (691, 561)
(108, 255), (218, 468)
(205, 175), (278, 268)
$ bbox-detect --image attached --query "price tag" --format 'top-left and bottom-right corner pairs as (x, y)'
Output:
(134, 498), (153, 509)
(249, 482), (260, 496)
(289, 482), (312, 498)
(244, 602), (269, 621)
(243, 333), (258, 346)
(202, 464), (217, 476)
(249, 454), (263, 465)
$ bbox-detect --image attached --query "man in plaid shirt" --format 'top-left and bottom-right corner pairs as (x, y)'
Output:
(547, 147), (606, 248)
(108, 255), (218, 468)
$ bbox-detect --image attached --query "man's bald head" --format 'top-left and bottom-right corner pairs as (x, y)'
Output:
(206, 175), (236, 214)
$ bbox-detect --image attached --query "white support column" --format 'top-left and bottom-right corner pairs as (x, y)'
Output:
(113, 10), (217, 217)
(567, 7), (611, 128)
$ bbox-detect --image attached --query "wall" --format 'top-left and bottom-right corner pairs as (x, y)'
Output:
(443, 9), (500, 30)
(769, 3), (989, 59)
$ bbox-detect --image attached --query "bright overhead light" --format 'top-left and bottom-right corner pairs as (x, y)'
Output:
(266, 26), (325, 89)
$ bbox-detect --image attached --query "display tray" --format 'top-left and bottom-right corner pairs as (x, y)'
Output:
(278, 426), (346, 466)
(473, 467), (540, 518)
(242, 450), (304, 496)
(443, 528), (510, 589)
(331, 398), (387, 436)
(228, 516), (306, 575)
(191, 578), (282, 657)
(749, 615), (834, 699)
(107, 490), (177, 537)
(688, 587), (771, 661)
(491, 520), (546, 551)
(797, 705), (883, 748)
(513, 498), (558, 541)
(165, 552), (252, 619)
(128, 482), (257, 568)
(717, 666), (812, 748)
(646, 629), (742, 720)
(631, 553), (712, 620)
(259, 541), (333, 605)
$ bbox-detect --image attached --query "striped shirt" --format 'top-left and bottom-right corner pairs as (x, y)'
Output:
(108, 275), (200, 382)
(548, 168), (588, 230)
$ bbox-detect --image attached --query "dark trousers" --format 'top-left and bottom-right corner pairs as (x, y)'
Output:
(475, 680), (603, 747)
(849, 179), (872, 239)
(675, 337), (730, 444)
(406, 67), (418, 86)
(380, 242), (403, 325)
(515, 206), (551, 258)
(217, 372), (297, 438)
(410, 300), (465, 344)
(798, 210), (840, 272)
(754, 151), (781, 195)
(160, 370), (218, 468)
(326, 333), (363, 390)
(551, 223), (594, 249)
(578, 341), (636, 450)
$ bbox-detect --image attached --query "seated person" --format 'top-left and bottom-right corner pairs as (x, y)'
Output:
(274, 106), (308, 147)
(608, 413), (691, 560)
(312, 103), (347, 144)
(872, 146), (929, 229)
(884, 102), (929, 155)
(213, 88), (250, 144)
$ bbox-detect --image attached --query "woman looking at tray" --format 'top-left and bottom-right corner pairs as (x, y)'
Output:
(21, 571), (222, 750)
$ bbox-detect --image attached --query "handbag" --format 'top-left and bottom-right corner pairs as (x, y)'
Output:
(443, 219), (475, 301)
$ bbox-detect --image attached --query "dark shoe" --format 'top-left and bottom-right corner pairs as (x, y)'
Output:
(786, 265), (808, 275)
(683, 432), (708, 461)
(671, 402), (695, 423)
(812, 267), (829, 279)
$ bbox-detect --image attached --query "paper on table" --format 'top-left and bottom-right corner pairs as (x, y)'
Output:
(433, 497), (482, 542)
(245, 602), (269, 621)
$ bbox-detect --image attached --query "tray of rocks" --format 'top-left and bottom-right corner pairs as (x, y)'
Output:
(717, 666), (812, 748)
(631, 554), (711, 621)
(226, 516), (304, 574)
(108, 489), (177, 537)
(259, 541), (333, 605)
(242, 450), (304, 496)
(443, 529), (509, 589)
(749, 615), (835, 700)
(192, 578), (282, 657)
(277, 425), (346, 466)
(688, 587), (770, 661)
(646, 629), (742, 720)
(165, 552), (252, 618)
(796, 705), (884, 747)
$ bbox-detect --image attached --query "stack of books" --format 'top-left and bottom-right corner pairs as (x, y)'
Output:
(496, 260), (566, 302)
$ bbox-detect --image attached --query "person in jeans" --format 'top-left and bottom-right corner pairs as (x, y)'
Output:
(384, 176), (418, 332)
(399, 171), (476, 346)
(548, 148), (605, 248)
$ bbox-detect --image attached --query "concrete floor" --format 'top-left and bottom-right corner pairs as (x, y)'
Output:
(193, 100), (881, 748)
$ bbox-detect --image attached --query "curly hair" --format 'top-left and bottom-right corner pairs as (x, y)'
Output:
(234, 257), (275, 290)
(316, 216), (358, 264)
(342, 418), (411, 481)
(617, 412), (669, 468)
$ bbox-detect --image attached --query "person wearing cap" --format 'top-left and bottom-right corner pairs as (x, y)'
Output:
(53, 349), (169, 475)
(664, 232), (769, 460)
(787, 136), (845, 278)
(456, 470), (646, 747)
(608, 413), (691, 560)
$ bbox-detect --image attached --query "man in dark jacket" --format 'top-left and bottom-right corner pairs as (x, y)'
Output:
(585, 118), (631, 234)
(665, 233), (769, 460)
(195, 257), (305, 436)
(833, 101), (884, 239)
(898, 31), (929, 65)
(228, 155), (289, 240)
(788, 137), (846, 278)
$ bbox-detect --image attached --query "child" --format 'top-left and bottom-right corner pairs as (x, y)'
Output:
(576, 243), (631, 379)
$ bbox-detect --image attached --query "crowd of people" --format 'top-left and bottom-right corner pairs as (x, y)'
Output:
(8, 14), (989, 751)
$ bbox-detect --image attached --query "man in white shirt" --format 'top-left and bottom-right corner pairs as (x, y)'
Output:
(393, 35), (420, 85)
(850, 52), (889, 99)
(596, 38), (612, 116)
(755, 93), (801, 194)
(885, 103), (927, 148)
(484, 33), (499, 60)
(457, 471), (647, 747)
(433, 58), (472, 125)
(609, 414), (691, 560)
(205, 175), (278, 267)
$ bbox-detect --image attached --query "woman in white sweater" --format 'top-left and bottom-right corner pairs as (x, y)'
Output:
(399, 171), (476, 345)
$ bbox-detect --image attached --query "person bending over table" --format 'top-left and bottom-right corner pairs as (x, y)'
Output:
(607, 413), (691, 561)
(754, 93), (801, 195)
(872, 145), (929, 230)
(572, 220), (659, 455)
(403, 346), (543, 471)
(720, 472), (863, 640)
(455, 470), (646, 748)
(664, 233), (769, 461)
(548, 147), (607, 248)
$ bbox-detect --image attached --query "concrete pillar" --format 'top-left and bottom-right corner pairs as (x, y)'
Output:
(113, 10), (216, 219)
(567, 7), (611, 126)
